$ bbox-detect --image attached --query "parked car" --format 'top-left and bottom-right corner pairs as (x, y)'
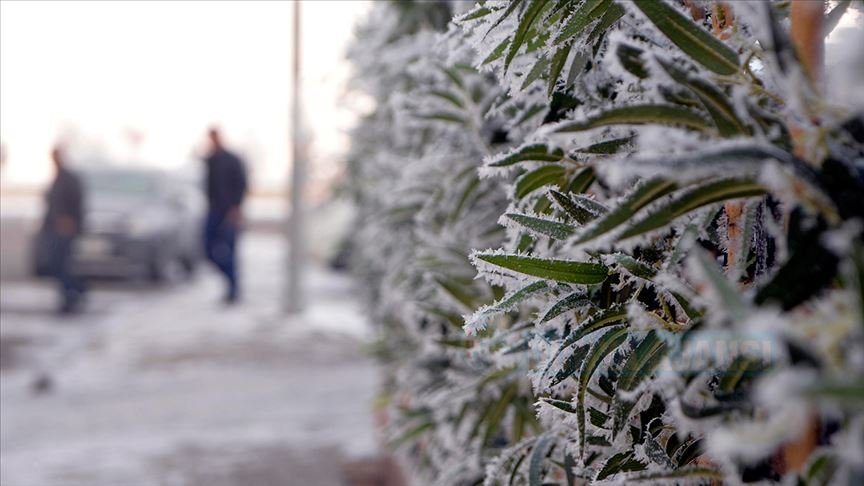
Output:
(35, 167), (205, 281)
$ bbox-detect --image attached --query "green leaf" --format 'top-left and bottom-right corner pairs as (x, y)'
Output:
(529, 434), (554, 486)
(567, 167), (595, 193)
(427, 89), (465, 110)
(484, 0), (524, 38)
(515, 165), (568, 199)
(483, 37), (512, 65)
(616, 43), (648, 79)
(506, 0), (551, 71)
(572, 136), (634, 155)
(555, 104), (711, 133)
(595, 452), (647, 480)
(435, 277), (483, 310)
(474, 253), (609, 284)
(460, 5), (495, 22)
(465, 280), (549, 332)
(586, 1), (625, 43)
(633, 0), (739, 75)
(548, 42), (573, 96)
(550, 344), (590, 387)
(618, 331), (667, 392)
(576, 326), (628, 457)
(483, 382), (520, 445)
(607, 254), (656, 280)
(573, 179), (678, 244)
(614, 331), (668, 431)
(506, 213), (578, 239)
(449, 175), (481, 223)
(522, 56), (552, 89)
(539, 292), (588, 323)
(540, 397), (577, 414)
(489, 143), (565, 167)
(617, 178), (766, 241)
(550, 190), (608, 224)
(656, 57), (747, 136)
(555, 0), (611, 46)
(414, 112), (465, 124)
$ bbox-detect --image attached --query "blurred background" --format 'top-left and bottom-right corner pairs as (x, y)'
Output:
(0, 1), (397, 485)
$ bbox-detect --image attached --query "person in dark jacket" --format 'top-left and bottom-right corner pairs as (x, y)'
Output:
(42, 146), (86, 314)
(203, 127), (247, 303)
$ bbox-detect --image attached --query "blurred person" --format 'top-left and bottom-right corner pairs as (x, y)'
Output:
(41, 146), (86, 314)
(202, 127), (247, 304)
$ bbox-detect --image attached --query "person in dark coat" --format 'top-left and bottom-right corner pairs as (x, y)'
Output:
(42, 146), (86, 314)
(203, 127), (247, 303)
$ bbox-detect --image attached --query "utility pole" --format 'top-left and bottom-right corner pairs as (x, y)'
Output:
(286, 0), (304, 313)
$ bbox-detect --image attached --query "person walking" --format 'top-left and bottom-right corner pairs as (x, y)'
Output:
(202, 127), (247, 304)
(42, 146), (86, 314)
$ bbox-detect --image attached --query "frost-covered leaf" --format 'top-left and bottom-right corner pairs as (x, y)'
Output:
(505, 0), (551, 71)
(538, 292), (588, 323)
(555, 0), (613, 46)
(656, 57), (748, 137)
(489, 143), (565, 167)
(547, 42), (572, 96)
(515, 165), (568, 199)
(506, 213), (579, 239)
(573, 179), (678, 244)
(473, 252), (609, 284)
(606, 254), (656, 280)
(528, 434), (554, 486)
(617, 331), (668, 394)
(576, 326), (628, 457)
(632, 0), (739, 75)
(555, 104), (711, 133)
(595, 451), (647, 481)
(465, 280), (549, 334)
(616, 177), (766, 241)
(615, 43), (648, 79)
(550, 190), (608, 224)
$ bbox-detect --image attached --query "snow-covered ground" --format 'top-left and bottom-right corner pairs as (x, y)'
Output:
(0, 232), (382, 486)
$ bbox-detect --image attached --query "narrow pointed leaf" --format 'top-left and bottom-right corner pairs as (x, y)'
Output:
(577, 326), (629, 458)
(550, 190), (608, 224)
(489, 143), (565, 167)
(657, 57), (747, 136)
(555, 104), (711, 133)
(506, 213), (578, 239)
(555, 0), (611, 45)
(528, 434), (554, 486)
(633, 0), (739, 75)
(505, 0), (551, 70)
(542, 306), (628, 384)
(617, 178), (766, 240)
(574, 179), (678, 244)
(539, 292), (588, 323)
(515, 165), (568, 199)
(474, 253), (609, 284)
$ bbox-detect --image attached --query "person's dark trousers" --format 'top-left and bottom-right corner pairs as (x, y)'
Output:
(204, 211), (239, 302)
(48, 232), (85, 313)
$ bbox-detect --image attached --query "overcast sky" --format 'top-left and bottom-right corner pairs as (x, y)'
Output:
(0, 0), (372, 191)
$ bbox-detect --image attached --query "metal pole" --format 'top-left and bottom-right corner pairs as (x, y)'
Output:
(286, 0), (304, 313)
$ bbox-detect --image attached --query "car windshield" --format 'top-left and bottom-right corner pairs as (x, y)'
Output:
(83, 170), (161, 198)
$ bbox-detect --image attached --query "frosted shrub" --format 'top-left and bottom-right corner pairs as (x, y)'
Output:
(347, 1), (864, 484)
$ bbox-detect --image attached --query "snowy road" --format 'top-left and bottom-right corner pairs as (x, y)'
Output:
(0, 233), (382, 486)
